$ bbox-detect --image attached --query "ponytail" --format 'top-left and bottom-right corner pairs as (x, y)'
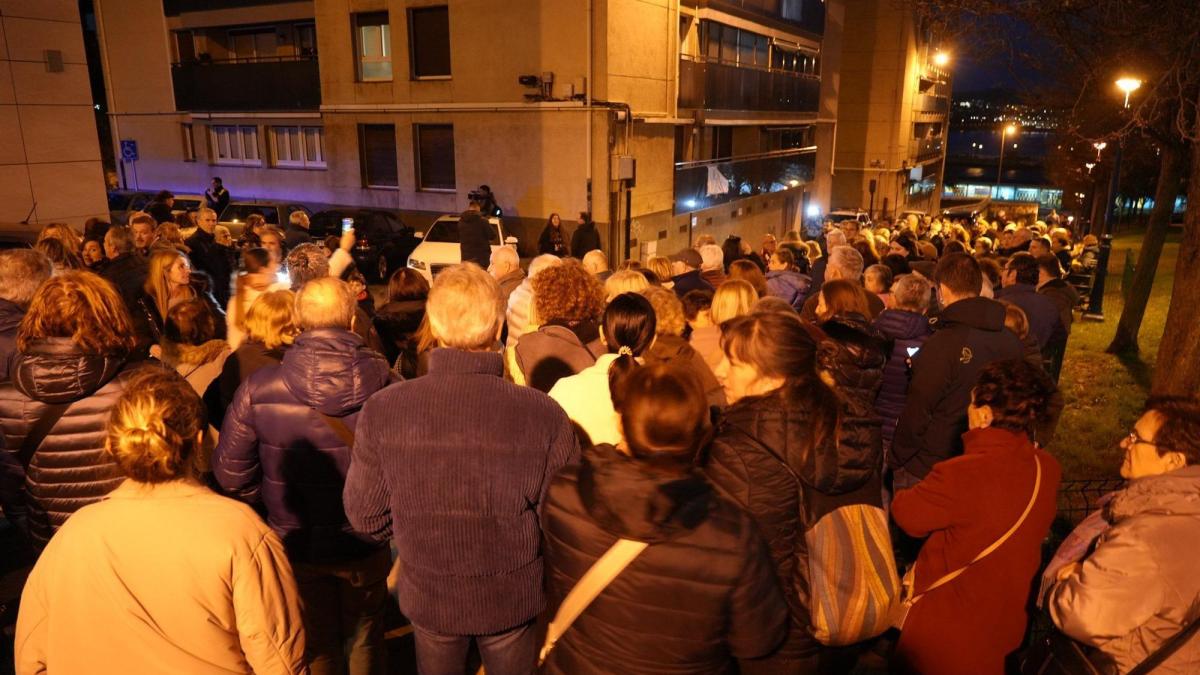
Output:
(603, 294), (657, 408)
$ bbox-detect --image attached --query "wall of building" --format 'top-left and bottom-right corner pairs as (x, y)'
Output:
(0, 0), (107, 227)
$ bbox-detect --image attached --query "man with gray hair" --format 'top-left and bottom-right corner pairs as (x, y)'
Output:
(184, 207), (233, 307)
(345, 263), (579, 674)
(100, 226), (149, 331)
(506, 253), (563, 348)
(698, 243), (725, 288)
(872, 273), (934, 454)
(805, 228), (848, 301)
(215, 275), (391, 675)
(488, 245), (525, 306)
(287, 243), (382, 353)
(581, 249), (611, 282)
(0, 250), (52, 381)
(801, 244), (884, 320)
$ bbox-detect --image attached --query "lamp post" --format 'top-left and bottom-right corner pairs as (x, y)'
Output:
(1104, 77), (1143, 235)
(995, 123), (1018, 198)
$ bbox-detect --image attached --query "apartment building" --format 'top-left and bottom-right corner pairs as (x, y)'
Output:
(831, 0), (950, 219)
(0, 1), (107, 227)
(93, 0), (839, 258)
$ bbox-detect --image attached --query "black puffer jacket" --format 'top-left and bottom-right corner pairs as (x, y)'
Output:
(0, 339), (138, 548)
(871, 309), (932, 453)
(542, 444), (788, 674)
(213, 328), (390, 564)
(372, 299), (426, 379)
(816, 312), (890, 411)
(890, 296), (1024, 478)
(703, 388), (880, 668)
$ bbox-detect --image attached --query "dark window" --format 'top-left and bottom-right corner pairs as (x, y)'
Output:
(711, 127), (732, 159)
(425, 220), (500, 245)
(409, 6), (451, 78)
(360, 124), (398, 188)
(415, 124), (456, 190)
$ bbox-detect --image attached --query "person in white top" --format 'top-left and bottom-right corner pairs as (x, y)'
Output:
(549, 292), (657, 447)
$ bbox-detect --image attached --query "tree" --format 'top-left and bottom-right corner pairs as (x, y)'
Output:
(910, 0), (1200, 394)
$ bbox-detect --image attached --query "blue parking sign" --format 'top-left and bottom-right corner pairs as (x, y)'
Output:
(120, 140), (138, 162)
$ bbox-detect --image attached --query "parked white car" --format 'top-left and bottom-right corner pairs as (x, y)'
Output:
(406, 215), (518, 284)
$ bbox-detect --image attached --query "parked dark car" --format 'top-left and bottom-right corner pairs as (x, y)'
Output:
(310, 209), (420, 282)
(0, 223), (38, 250)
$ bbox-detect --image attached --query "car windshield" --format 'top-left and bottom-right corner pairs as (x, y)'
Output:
(828, 213), (862, 223)
(222, 204), (278, 224)
(174, 198), (202, 211)
(424, 220), (500, 245)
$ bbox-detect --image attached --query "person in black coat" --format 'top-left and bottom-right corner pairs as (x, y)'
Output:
(185, 208), (234, 308)
(890, 254), (1024, 488)
(0, 250), (52, 383)
(146, 190), (175, 225)
(457, 210), (493, 270)
(570, 212), (602, 257)
(212, 289), (296, 428)
(204, 177), (230, 215)
(541, 364), (788, 674)
(372, 268), (429, 379)
(213, 277), (391, 673)
(99, 226), (150, 331)
(537, 213), (570, 257)
(996, 252), (1066, 355)
(668, 248), (714, 297)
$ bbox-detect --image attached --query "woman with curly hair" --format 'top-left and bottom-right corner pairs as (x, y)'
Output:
(892, 358), (1062, 675)
(511, 261), (604, 392)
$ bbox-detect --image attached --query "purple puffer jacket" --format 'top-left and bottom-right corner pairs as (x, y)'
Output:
(871, 309), (932, 454)
(214, 327), (390, 564)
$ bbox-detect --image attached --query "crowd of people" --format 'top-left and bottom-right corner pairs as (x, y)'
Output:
(0, 205), (1197, 675)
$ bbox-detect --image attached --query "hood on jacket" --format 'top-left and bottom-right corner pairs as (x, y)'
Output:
(159, 339), (229, 368)
(538, 321), (600, 351)
(1108, 465), (1200, 523)
(873, 308), (932, 341)
(280, 328), (389, 416)
(579, 443), (712, 543)
(932, 296), (1008, 333)
(817, 313), (889, 373)
(11, 338), (126, 404)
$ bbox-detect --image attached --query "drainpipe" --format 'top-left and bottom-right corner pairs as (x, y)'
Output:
(586, 0), (593, 215)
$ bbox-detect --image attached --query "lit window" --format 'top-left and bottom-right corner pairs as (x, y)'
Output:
(210, 125), (260, 166)
(355, 12), (392, 81)
(271, 126), (326, 168)
(181, 123), (195, 161)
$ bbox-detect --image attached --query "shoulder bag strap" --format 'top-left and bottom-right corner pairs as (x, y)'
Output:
(539, 538), (649, 665)
(911, 455), (1042, 603)
(18, 403), (71, 469)
(1126, 604), (1200, 674)
(317, 412), (355, 448)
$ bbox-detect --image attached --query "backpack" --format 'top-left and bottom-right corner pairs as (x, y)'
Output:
(734, 424), (901, 646)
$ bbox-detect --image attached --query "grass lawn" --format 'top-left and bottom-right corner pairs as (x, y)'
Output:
(1048, 228), (1181, 479)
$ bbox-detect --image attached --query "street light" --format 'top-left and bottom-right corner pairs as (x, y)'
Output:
(995, 123), (1018, 197)
(1085, 162), (1096, 174)
(933, 51), (950, 67)
(1116, 77), (1143, 109)
(1093, 141), (1107, 160)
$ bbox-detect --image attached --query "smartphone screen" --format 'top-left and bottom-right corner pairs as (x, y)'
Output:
(906, 346), (920, 357)
(341, 217), (354, 233)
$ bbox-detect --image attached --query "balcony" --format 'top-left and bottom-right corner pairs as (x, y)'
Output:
(171, 56), (320, 112)
(702, 0), (825, 36)
(909, 136), (945, 161)
(674, 147), (815, 214)
(914, 93), (950, 115)
(679, 56), (820, 114)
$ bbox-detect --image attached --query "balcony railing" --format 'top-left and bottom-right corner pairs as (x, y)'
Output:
(171, 55), (320, 111)
(914, 92), (950, 115)
(674, 147), (816, 214)
(909, 136), (945, 160)
(702, 0), (825, 36)
(679, 56), (820, 114)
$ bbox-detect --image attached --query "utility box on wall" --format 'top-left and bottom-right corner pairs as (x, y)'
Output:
(612, 155), (636, 187)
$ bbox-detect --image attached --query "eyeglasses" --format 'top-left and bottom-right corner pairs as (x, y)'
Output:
(1127, 430), (1157, 447)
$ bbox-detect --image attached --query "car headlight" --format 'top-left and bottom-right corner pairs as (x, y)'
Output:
(408, 259), (426, 270)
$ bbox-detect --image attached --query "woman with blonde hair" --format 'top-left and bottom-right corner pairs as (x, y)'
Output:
(15, 368), (308, 674)
(216, 290), (297, 423)
(0, 271), (140, 549)
(604, 269), (650, 302)
(645, 255), (674, 289)
(35, 222), (82, 256)
(139, 249), (224, 342)
(227, 247), (288, 350)
(710, 279), (758, 325)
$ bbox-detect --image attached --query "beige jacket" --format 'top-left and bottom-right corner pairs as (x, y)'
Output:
(16, 480), (308, 675)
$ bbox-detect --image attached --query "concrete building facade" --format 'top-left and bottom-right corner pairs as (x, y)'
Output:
(0, 1), (108, 227)
(94, 0), (840, 259)
(831, 0), (950, 220)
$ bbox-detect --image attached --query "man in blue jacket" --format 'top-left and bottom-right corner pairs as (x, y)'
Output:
(344, 263), (580, 674)
(214, 276), (392, 675)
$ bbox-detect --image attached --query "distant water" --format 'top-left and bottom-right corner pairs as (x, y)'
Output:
(948, 129), (1054, 159)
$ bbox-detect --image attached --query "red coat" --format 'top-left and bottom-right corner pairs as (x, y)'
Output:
(892, 427), (1061, 674)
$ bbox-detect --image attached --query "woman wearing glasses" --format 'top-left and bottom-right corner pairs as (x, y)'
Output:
(1048, 397), (1200, 673)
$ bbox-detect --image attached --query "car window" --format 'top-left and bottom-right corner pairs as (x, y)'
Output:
(424, 220), (499, 245)
(173, 198), (202, 211)
(383, 213), (407, 234)
(222, 204), (278, 224)
(108, 193), (132, 210)
(128, 194), (151, 211)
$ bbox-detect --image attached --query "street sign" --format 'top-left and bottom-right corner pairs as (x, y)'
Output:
(120, 140), (138, 162)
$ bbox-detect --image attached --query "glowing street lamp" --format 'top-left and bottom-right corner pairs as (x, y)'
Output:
(1085, 162), (1096, 174)
(1115, 77), (1143, 109)
(933, 51), (950, 67)
(996, 123), (1019, 196)
(1093, 141), (1107, 160)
